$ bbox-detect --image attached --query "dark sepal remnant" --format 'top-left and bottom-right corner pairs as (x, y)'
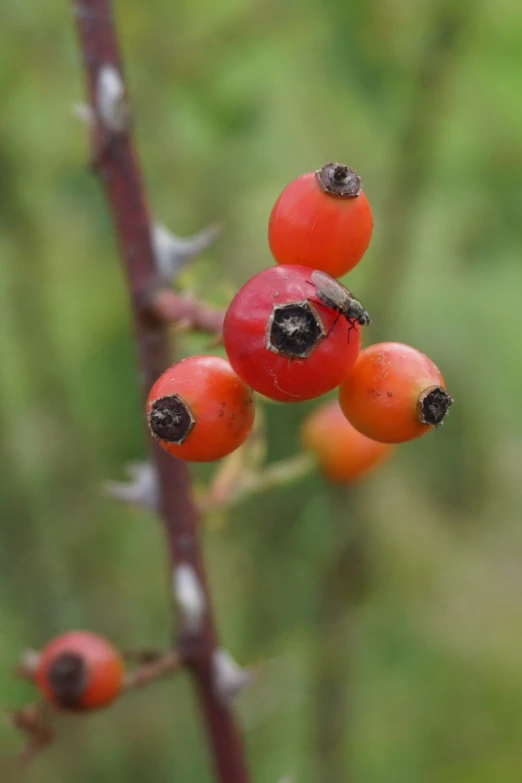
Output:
(315, 162), (361, 198)
(266, 300), (325, 359)
(48, 653), (87, 710)
(148, 394), (196, 444)
(418, 386), (453, 427)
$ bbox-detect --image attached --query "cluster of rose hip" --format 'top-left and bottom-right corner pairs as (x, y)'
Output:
(147, 161), (453, 476)
(14, 163), (452, 722)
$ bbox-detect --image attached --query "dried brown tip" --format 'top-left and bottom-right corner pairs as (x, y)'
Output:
(315, 162), (361, 198)
(148, 394), (195, 444)
(417, 385), (453, 427)
(266, 300), (325, 359)
(48, 652), (87, 710)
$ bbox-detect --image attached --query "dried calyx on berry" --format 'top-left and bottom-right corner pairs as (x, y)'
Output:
(148, 394), (195, 444)
(315, 162), (361, 198)
(417, 385), (453, 427)
(265, 300), (325, 359)
(47, 652), (87, 710)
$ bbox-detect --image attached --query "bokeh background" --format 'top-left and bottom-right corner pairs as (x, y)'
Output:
(2, 0), (522, 781)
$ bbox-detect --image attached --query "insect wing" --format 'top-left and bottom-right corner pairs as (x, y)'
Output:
(310, 269), (351, 309)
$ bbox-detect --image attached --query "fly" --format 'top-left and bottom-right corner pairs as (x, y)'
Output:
(310, 269), (371, 338)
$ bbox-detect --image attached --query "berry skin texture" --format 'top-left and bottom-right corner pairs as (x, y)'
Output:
(147, 355), (255, 462)
(339, 342), (453, 444)
(268, 163), (373, 278)
(301, 400), (393, 483)
(35, 631), (124, 711)
(223, 265), (361, 403)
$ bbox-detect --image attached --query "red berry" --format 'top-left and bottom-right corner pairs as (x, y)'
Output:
(35, 631), (124, 711)
(339, 342), (453, 443)
(147, 355), (255, 462)
(223, 265), (361, 402)
(301, 400), (393, 483)
(268, 163), (373, 278)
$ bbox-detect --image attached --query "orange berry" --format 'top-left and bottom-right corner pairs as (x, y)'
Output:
(339, 342), (453, 444)
(35, 631), (124, 711)
(268, 163), (373, 278)
(147, 355), (255, 462)
(301, 400), (393, 483)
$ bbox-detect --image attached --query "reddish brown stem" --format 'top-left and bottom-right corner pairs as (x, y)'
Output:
(124, 650), (183, 690)
(70, 3), (250, 782)
(148, 288), (224, 336)
(7, 703), (54, 769)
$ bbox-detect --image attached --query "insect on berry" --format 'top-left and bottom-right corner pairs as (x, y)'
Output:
(301, 399), (393, 483)
(35, 631), (124, 711)
(147, 355), (255, 462)
(310, 269), (370, 338)
(339, 342), (453, 444)
(268, 162), (373, 278)
(223, 265), (361, 403)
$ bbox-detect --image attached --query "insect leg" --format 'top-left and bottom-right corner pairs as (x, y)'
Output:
(346, 318), (357, 344)
(325, 311), (341, 338)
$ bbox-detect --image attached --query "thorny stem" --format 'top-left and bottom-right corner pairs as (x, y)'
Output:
(70, 3), (250, 782)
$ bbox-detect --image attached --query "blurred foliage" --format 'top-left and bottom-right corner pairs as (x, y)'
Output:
(1, 0), (522, 781)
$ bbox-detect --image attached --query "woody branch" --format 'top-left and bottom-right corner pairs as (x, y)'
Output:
(70, 1), (250, 781)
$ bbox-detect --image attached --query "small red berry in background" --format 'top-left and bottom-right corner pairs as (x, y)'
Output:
(223, 264), (362, 403)
(301, 400), (393, 483)
(35, 631), (124, 711)
(268, 162), (373, 278)
(147, 355), (255, 462)
(339, 342), (453, 444)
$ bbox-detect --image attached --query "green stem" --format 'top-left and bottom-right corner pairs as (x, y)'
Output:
(310, 486), (369, 783)
(201, 453), (316, 514)
(370, 0), (472, 337)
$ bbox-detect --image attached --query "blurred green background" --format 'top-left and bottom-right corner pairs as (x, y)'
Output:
(2, 0), (522, 781)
